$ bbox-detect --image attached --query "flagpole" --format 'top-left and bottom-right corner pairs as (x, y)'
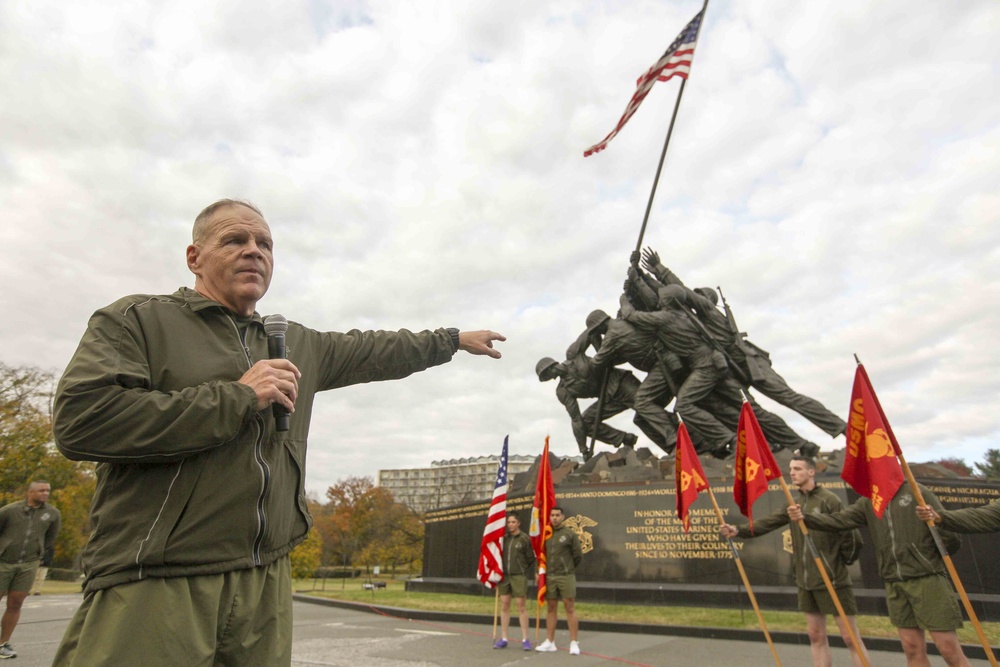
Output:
(855, 357), (999, 666)
(586, 46), (701, 457)
(587, 0), (711, 458)
(535, 579), (543, 644)
(492, 588), (500, 642)
(535, 601), (541, 643)
(633, 0), (710, 253)
(704, 483), (783, 667)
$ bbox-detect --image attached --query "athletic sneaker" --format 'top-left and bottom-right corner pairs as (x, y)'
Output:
(535, 639), (557, 652)
(569, 640), (581, 655)
(0, 643), (16, 659)
(493, 638), (508, 649)
(522, 639), (532, 650)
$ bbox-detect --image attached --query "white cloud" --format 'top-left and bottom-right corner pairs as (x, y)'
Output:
(2, 0), (998, 496)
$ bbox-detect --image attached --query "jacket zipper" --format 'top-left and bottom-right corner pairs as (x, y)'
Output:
(799, 490), (813, 588)
(18, 507), (35, 562)
(885, 502), (903, 580)
(230, 315), (270, 567)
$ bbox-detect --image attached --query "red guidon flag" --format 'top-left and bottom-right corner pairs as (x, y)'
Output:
(675, 421), (708, 532)
(734, 401), (781, 531)
(842, 364), (904, 518)
(529, 436), (556, 605)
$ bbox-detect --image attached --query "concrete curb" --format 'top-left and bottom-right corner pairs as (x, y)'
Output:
(293, 593), (997, 660)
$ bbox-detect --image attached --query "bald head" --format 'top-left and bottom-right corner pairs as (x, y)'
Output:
(193, 199), (264, 245)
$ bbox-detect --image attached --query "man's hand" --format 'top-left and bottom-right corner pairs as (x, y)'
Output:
(641, 247), (663, 273)
(787, 504), (803, 522)
(719, 523), (738, 538)
(916, 505), (941, 524)
(458, 330), (506, 359)
(239, 359), (301, 412)
(629, 250), (641, 268)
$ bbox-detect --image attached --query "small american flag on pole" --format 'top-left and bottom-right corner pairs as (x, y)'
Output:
(584, 10), (704, 157)
(477, 436), (509, 587)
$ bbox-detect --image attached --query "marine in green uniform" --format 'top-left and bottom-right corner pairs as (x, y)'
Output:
(493, 513), (535, 650)
(535, 506), (583, 656)
(721, 456), (868, 667)
(0, 481), (61, 660)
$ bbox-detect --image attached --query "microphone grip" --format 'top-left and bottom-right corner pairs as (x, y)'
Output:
(267, 333), (290, 432)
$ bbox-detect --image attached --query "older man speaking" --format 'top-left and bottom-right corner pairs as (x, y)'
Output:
(52, 199), (505, 666)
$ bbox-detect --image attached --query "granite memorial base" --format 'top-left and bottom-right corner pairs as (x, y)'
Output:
(410, 472), (1000, 620)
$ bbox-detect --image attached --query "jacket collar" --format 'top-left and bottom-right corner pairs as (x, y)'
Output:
(20, 500), (46, 513)
(175, 287), (264, 323)
(798, 483), (823, 499)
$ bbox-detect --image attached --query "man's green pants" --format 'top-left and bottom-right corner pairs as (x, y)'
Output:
(54, 557), (292, 666)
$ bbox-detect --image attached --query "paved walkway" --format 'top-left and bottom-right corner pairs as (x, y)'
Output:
(8, 593), (996, 666)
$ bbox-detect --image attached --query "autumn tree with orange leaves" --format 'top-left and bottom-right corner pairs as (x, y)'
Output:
(311, 476), (423, 575)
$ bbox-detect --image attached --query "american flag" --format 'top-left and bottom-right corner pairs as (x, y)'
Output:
(477, 436), (509, 587)
(584, 10), (704, 157)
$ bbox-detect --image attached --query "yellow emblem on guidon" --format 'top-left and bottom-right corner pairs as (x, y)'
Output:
(865, 428), (894, 460)
(680, 469), (705, 492)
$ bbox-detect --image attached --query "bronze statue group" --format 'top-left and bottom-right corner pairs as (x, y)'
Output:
(538, 247), (847, 460)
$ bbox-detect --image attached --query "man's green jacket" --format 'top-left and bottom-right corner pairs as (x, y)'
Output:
(737, 484), (861, 591)
(0, 500), (61, 564)
(802, 482), (959, 583)
(544, 524), (582, 576)
(54, 287), (456, 594)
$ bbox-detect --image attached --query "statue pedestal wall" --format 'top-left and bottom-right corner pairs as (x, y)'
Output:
(412, 475), (1000, 619)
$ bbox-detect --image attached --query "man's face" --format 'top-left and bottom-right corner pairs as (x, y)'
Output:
(550, 508), (564, 529)
(187, 205), (274, 316)
(540, 363), (565, 382)
(788, 460), (814, 488)
(507, 515), (520, 534)
(27, 484), (50, 506)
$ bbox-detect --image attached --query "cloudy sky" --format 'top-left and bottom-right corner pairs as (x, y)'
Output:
(3, 0), (998, 499)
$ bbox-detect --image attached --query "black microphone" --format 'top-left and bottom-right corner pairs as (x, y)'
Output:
(263, 314), (290, 432)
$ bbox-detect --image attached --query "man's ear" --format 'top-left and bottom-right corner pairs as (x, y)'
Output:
(186, 244), (200, 274)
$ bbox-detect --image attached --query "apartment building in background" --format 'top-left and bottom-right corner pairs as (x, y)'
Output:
(378, 454), (536, 513)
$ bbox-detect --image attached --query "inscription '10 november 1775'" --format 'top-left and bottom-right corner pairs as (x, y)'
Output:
(624, 507), (741, 560)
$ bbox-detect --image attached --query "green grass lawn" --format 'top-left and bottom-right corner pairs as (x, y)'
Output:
(32, 580), (85, 595)
(294, 578), (1000, 646)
